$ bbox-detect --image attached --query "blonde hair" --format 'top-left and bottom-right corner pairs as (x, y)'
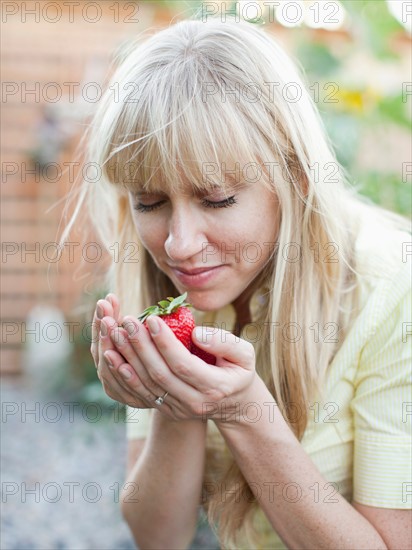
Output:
(60, 15), (410, 549)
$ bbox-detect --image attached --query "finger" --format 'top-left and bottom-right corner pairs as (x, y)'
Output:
(193, 326), (256, 371)
(110, 325), (171, 398)
(147, 317), (255, 396)
(98, 316), (125, 386)
(91, 299), (110, 366)
(101, 318), (172, 402)
(98, 352), (149, 408)
(106, 293), (121, 322)
(142, 315), (224, 394)
(103, 349), (175, 413)
(121, 315), (202, 402)
(109, 323), (195, 416)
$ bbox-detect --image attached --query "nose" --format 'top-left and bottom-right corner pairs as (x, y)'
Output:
(164, 203), (206, 262)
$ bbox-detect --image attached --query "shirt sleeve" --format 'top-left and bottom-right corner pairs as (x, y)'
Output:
(125, 405), (152, 440)
(351, 263), (412, 509)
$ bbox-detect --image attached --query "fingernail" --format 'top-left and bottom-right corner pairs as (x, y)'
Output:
(194, 327), (210, 346)
(147, 316), (159, 335)
(119, 367), (132, 380)
(100, 321), (108, 337)
(112, 329), (126, 346)
(104, 353), (114, 368)
(96, 303), (104, 319)
(123, 319), (138, 337)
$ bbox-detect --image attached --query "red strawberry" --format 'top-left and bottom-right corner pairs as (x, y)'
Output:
(138, 292), (216, 364)
(191, 342), (216, 365)
(138, 292), (195, 349)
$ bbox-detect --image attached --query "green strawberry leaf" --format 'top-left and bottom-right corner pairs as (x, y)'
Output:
(137, 292), (192, 321)
(137, 305), (159, 322)
(171, 292), (188, 307)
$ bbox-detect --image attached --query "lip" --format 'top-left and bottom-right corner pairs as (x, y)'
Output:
(171, 265), (226, 287)
(172, 266), (222, 275)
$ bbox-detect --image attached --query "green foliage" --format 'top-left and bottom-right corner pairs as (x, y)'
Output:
(294, 2), (410, 218)
(341, 0), (404, 59)
(321, 112), (361, 170)
(296, 42), (342, 78)
(355, 171), (411, 217)
(375, 93), (411, 129)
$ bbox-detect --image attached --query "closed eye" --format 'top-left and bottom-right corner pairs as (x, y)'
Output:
(133, 201), (165, 213)
(133, 195), (238, 213)
(201, 196), (237, 209)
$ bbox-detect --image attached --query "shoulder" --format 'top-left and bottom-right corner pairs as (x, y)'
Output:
(347, 215), (411, 388)
(329, 208), (411, 378)
(351, 205), (411, 329)
(354, 204), (410, 276)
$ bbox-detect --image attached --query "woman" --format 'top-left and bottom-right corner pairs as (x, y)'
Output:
(62, 15), (411, 550)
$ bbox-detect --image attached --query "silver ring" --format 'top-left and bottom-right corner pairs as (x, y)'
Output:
(154, 391), (169, 406)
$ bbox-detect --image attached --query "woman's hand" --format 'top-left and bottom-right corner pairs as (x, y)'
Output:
(90, 294), (152, 409)
(91, 293), (122, 370)
(103, 308), (258, 422)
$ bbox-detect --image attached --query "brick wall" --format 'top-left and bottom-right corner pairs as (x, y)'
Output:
(1, 0), (162, 374)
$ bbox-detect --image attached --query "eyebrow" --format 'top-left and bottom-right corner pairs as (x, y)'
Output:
(131, 174), (246, 198)
(221, 172), (242, 185)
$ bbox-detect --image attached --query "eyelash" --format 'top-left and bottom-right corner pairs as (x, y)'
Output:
(133, 195), (238, 213)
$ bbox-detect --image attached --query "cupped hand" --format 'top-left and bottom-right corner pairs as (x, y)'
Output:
(90, 293), (149, 408)
(105, 312), (257, 422)
(91, 292), (122, 370)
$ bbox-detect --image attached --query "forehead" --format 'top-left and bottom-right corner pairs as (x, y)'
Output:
(106, 89), (270, 195)
(127, 160), (248, 196)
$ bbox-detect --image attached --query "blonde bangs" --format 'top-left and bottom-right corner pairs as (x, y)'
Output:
(100, 49), (279, 198)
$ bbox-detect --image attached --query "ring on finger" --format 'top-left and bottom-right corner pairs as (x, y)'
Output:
(154, 391), (169, 406)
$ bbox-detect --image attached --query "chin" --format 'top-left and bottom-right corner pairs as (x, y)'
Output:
(184, 290), (229, 312)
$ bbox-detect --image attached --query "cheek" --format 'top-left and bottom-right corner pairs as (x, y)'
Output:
(237, 204), (278, 260)
(259, 199), (280, 241)
(132, 218), (164, 253)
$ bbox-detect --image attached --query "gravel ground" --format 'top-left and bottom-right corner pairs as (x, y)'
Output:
(1, 376), (220, 550)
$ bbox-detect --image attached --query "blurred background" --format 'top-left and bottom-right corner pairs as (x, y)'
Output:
(1, 1), (411, 548)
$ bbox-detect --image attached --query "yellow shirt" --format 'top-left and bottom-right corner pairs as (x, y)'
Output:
(125, 221), (412, 548)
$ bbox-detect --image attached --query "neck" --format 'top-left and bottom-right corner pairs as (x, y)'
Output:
(231, 285), (254, 331)
(231, 265), (271, 334)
